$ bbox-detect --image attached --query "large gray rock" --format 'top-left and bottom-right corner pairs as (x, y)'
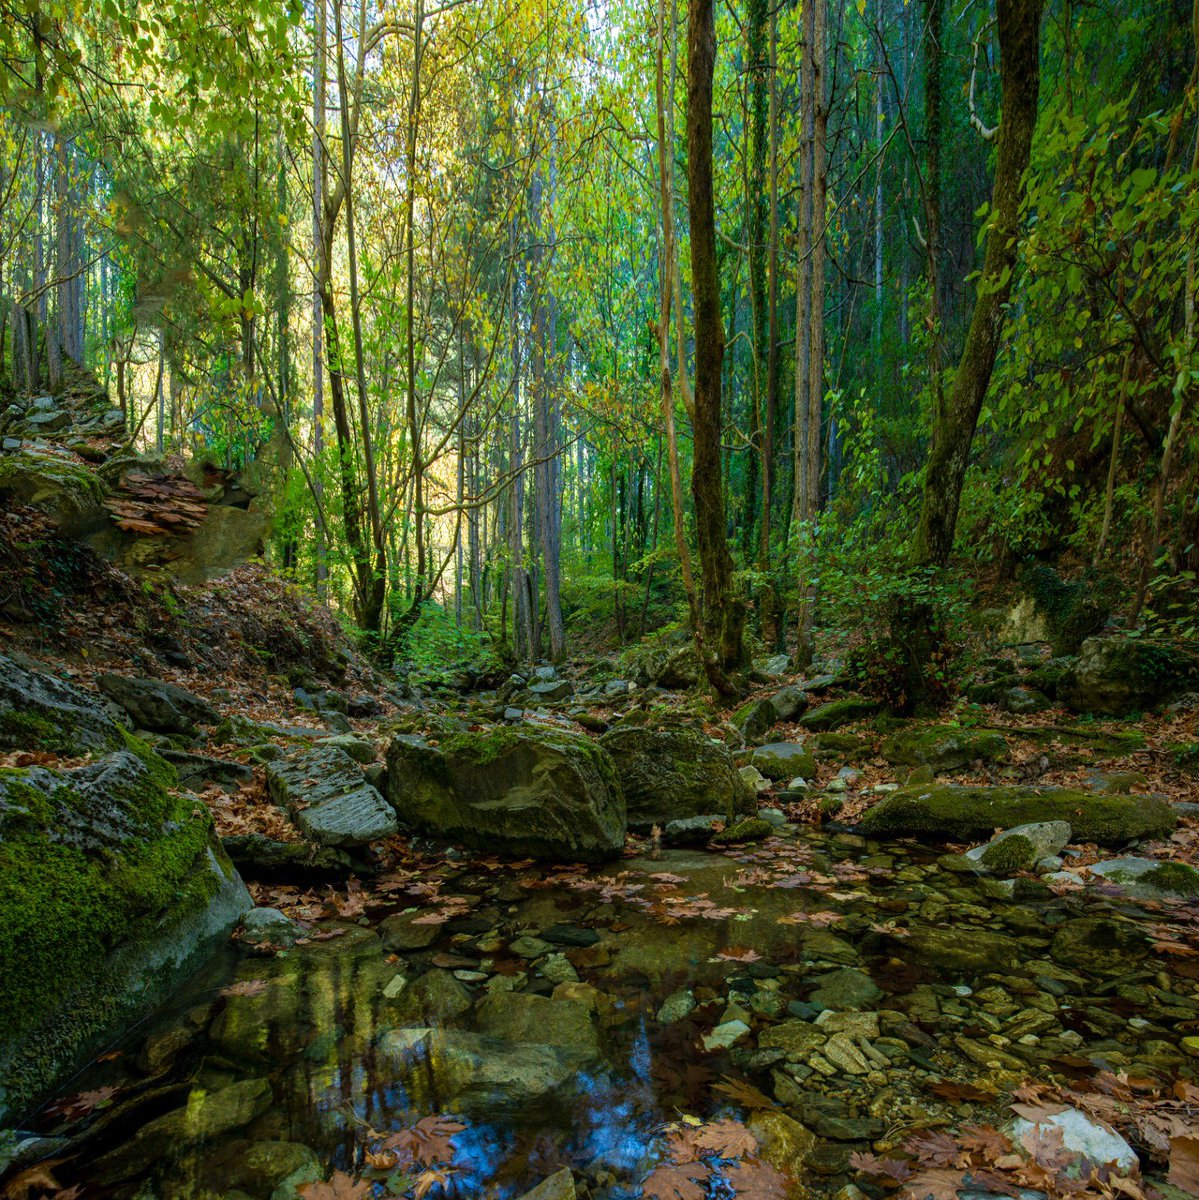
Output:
(265, 746), (397, 847)
(859, 784), (1174, 847)
(598, 724), (753, 830)
(386, 727), (625, 861)
(1060, 636), (1199, 716)
(96, 672), (219, 734)
(0, 748), (250, 1122)
(0, 653), (124, 752)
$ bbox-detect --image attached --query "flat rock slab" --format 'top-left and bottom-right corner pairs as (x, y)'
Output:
(265, 746), (397, 847)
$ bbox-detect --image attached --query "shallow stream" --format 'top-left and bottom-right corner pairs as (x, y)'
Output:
(17, 830), (1199, 1198)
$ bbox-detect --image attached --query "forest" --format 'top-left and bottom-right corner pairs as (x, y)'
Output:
(1, 0), (1199, 1198)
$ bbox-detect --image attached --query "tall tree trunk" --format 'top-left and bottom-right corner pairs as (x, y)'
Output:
(910, 0), (1044, 568)
(688, 0), (746, 690)
(312, 0), (328, 596)
(793, 0), (827, 668)
(334, 0), (386, 635)
(922, 0), (945, 415)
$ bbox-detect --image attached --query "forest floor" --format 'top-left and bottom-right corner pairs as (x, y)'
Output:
(2, 560), (1199, 1200)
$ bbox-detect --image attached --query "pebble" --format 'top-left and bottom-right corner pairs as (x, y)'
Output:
(509, 936), (553, 958)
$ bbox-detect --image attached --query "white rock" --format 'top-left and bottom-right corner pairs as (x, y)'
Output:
(1011, 1107), (1137, 1172)
(702, 1020), (750, 1052)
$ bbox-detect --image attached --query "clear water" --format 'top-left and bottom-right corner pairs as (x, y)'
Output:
(14, 830), (1198, 1199)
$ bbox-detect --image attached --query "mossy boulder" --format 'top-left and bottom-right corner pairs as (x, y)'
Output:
(1059, 636), (1199, 716)
(0, 652), (125, 753)
(904, 926), (1023, 975)
(598, 724), (752, 831)
(800, 697), (881, 732)
(386, 726), (626, 861)
(711, 817), (774, 845)
(965, 821), (1071, 873)
(0, 448), (106, 527)
(1011, 566), (1110, 655)
(858, 783), (1174, 847)
(0, 748), (250, 1122)
(750, 742), (817, 781)
(881, 725), (1009, 773)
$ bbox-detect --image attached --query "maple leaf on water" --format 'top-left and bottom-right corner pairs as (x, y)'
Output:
(641, 1159), (711, 1200)
(712, 1074), (776, 1111)
(848, 1151), (914, 1183)
(689, 1118), (758, 1160)
(375, 1114), (466, 1168)
(900, 1167), (967, 1200)
(413, 1165), (457, 1200)
(900, 1131), (965, 1169)
(297, 1171), (374, 1200)
(45, 1083), (120, 1120)
(720, 1157), (790, 1200)
(956, 1125), (1012, 1159)
(715, 946), (761, 963)
(221, 978), (269, 998)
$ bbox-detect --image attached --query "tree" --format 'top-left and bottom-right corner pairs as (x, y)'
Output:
(687, 0), (747, 690)
(910, 0), (1045, 568)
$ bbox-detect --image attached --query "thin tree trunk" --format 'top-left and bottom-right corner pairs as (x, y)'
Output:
(312, 0), (328, 596)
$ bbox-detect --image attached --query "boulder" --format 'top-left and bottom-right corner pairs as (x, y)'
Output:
(386, 727), (625, 861)
(169, 504), (270, 585)
(0, 746), (250, 1122)
(528, 679), (574, 702)
(881, 725), (1009, 772)
(96, 673), (219, 734)
(770, 685), (809, 722)
(732, 697), (778, 743)
(1003, 566), (1110, 655)
(159, 749), (253, 789)
(598, 725), (753, 830)
(0, 653), (124, 753)
(965, 821), (1071, 873)
(220, 832), (357, 879)
(265, 746), (398, 847)
(662, 814), (727, 847)
(858, 784), (1174, 847)
(799, 697), (880, 731)
(1059, 636), (1199, 716)
(656, 645), (702, 689)
(750, 742), (817, 781)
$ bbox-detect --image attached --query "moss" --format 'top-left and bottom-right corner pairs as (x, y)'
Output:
(0, 781), (213, 1052)
(799, 697), (880, 732)
(979, 833), (1035, 874)
(119, 727), (180, 794)
(1142, 862), (1199, 898)
(859, 784), (1175, 847)
(440, 725), (526, 766)
(881, 725), (1009, 770)
(811, 732), (868, 755)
